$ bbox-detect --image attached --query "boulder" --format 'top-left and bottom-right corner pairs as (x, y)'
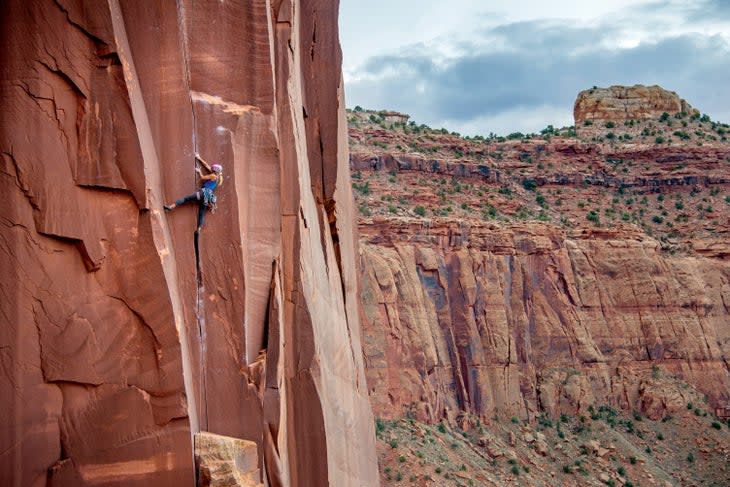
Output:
(195, 432), (262, 487)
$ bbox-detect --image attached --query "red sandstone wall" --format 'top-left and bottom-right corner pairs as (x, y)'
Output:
(360, 222), (730, 423)
(0, 1), (377, 485)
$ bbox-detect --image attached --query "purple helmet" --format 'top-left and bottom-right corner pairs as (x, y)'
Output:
(212, 164), (223, 173)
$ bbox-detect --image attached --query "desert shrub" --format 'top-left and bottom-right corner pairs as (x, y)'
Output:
(482, 205), (498, 219)
(358, 204), (371, 216)
(587, 210), (600, 225)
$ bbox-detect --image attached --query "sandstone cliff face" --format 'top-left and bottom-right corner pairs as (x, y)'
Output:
(0, 1), (377, 486)
(574, 84), (698, 126)
(359, 221), (730, 423)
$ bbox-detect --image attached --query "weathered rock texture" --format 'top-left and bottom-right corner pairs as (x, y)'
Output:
(359, 222), (730, 423)
(574, 84), (698, 125)
(0, 1), (377, 486)
(194, 432), (261, 487)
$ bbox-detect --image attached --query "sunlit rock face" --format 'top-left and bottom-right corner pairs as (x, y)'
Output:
(0, 1), (377, 486)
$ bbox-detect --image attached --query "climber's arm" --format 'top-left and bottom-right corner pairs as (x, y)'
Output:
(195, 153), (213, 173)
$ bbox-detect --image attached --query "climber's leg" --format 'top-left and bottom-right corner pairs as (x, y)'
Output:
(196, 201), (207, 233)
(165, 191), (201, 211)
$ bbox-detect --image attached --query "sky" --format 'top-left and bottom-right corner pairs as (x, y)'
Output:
(339, 0), (730, 136)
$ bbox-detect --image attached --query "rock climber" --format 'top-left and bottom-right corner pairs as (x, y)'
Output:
(164, 154), (223, 233)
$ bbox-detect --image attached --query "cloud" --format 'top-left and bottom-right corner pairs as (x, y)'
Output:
(344, 17), (730, 136)
(685, 0), (730, 20)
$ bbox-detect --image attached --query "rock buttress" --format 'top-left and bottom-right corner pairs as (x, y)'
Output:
(0, 0), (377, 485)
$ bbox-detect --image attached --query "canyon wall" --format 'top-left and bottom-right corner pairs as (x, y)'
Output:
(359, 221), (730, 423)
(0, 1), (377, 486)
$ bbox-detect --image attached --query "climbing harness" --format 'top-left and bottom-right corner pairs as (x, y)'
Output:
(201, 187), (217, 212)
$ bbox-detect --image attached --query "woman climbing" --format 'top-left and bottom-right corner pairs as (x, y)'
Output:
(164, 154), (223, 233)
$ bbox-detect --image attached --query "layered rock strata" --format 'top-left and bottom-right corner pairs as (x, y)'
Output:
(574, 84), (699, 126)
(0, 1), (376, 486)
(359, 221), (730, 423)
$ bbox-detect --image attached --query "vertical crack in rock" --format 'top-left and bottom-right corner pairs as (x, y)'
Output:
(177, 0), (209, 433)
(193, 230), (209, 432)
(175, 0), (200, 162)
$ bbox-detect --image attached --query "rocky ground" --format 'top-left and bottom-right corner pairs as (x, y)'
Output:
(375, 372), (730, 487)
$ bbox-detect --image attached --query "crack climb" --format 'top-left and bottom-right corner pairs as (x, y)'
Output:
(193, 228), (208, 429)
(175, 0), (208, 431)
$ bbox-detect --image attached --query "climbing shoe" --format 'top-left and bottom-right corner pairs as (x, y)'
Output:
(164, 204), (173, 212)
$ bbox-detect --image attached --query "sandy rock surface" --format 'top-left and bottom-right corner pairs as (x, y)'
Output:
(1, 1), (377, 485)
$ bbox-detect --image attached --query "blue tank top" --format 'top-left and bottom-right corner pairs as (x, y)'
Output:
(202, 174), (222, 191)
